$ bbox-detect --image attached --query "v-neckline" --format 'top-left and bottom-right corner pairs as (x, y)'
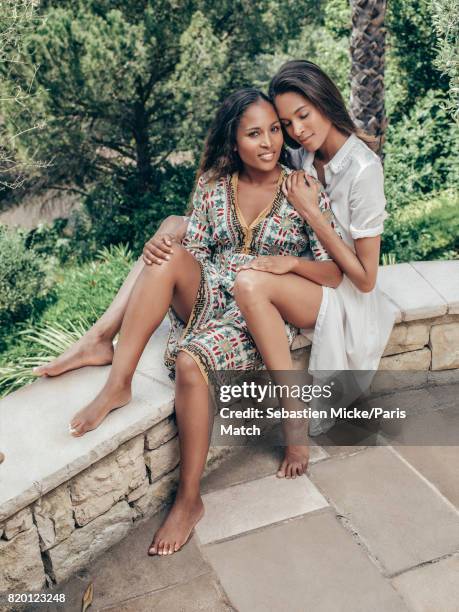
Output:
(231, 169), (284, 230)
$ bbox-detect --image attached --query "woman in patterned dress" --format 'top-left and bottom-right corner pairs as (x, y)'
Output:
(34, 88), (342, 555)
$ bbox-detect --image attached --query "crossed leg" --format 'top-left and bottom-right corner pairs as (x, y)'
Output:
(234, 270), (323, 478)
(69, 245), (202, 436)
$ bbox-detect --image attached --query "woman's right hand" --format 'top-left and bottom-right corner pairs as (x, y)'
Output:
(143, 233), (176, 265)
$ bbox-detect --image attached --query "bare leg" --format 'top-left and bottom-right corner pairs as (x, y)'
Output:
(33, 257), (146, 377)
(69, 245), (201, 436)
(149, 352), (211, 555)
(234, 270), (323, 478)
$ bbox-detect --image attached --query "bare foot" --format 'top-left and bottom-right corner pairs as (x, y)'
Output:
(148, 493), (204, 556)
(33, 333), (114, 378)
(277, 445), (309, 479)
(69, 384), (131, 437)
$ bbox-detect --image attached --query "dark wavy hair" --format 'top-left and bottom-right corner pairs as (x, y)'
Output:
(197, 87), (289, 183)
(268, 60), (377, 150)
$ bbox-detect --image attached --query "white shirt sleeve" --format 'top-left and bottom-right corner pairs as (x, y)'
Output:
(349, 161), (388, 239)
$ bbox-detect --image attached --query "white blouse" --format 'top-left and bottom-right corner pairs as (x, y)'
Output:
(289, 134), (398, 436)
(289, 133), (388, 248)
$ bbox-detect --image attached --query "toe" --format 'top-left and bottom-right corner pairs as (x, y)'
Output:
(277, 459), (287, 478)
(148, 538), (158, 555)
(70, 416), (81, 429)
(68, 423), (79, 437)
(73, 423), (87, 437)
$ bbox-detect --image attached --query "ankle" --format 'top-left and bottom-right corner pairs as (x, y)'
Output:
(176, 485), (201, 505)
(104, 376), (132, 394)
(87, 325), (116, 343)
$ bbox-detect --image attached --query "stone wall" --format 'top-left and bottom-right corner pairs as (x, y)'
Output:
(0, 416), (231, 594)
(1, 313), (458, 595)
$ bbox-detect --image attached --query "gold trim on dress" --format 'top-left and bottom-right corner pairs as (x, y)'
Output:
(231, 168), (285, 254)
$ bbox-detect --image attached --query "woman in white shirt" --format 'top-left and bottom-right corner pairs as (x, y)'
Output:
(235, 60), (397, 454)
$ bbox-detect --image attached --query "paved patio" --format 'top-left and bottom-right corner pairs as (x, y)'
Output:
(25, 382), (459, 612)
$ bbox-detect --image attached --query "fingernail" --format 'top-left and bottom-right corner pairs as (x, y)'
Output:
(165, 255), (170, 260)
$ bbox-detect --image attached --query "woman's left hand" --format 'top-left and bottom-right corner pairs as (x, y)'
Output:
(282, 171), (322, 224)
(239, 255), (297, 275)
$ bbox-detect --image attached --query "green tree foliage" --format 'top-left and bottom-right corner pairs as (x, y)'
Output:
(0, 0), (47, 194)
(3, 1), (320, 252)
(432, 0), (459, 121)
(386, 0), (449, 121)
(384, 89), (459, 210)
(6, 0), (311, 192)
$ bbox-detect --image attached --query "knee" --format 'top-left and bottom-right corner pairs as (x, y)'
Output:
(144, 243), (188, 275)
(175, 351), (204, 386)
(234, 269), (265, 306)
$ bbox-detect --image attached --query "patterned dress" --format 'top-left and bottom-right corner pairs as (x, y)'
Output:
(164, 165), (339, 382)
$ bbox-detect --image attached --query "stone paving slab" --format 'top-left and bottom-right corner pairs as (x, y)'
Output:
(309, 446), (459, 575)
(378, 263), (447, 321)
(204, 510), (408, 612)
(396, 446), (459, 508)
(0, 367), (174, 521)
(202, 443), (327, 494)
(411, 260), (459, 314)
(378, 403), (459, 446)
(312, 417), (381, 456)
(391, 554), (459, 612)
(428, 381), (459, 410)
(35, 511), (213, 611)
(103, 573), (234, 612)
(196, 474), (328, 545)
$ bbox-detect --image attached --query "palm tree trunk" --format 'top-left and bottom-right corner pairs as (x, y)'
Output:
(350, 0), (387, 155)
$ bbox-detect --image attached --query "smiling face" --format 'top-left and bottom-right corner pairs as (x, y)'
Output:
(274, 91), (332, 153)
(234, 99), (284, 173)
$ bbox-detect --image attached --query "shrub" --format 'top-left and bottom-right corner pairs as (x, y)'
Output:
(0, 225), (54, 345)
(384, 89), (459, 210)
(382, 189), (459, 263)
(0, 243), (135, 396)
(42, 244), (135, 325)
(25, 219), (73, 261)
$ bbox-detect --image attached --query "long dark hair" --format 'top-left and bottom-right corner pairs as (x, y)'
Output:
(268, 60), (376, 150)
(197, 87), (289, 183)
